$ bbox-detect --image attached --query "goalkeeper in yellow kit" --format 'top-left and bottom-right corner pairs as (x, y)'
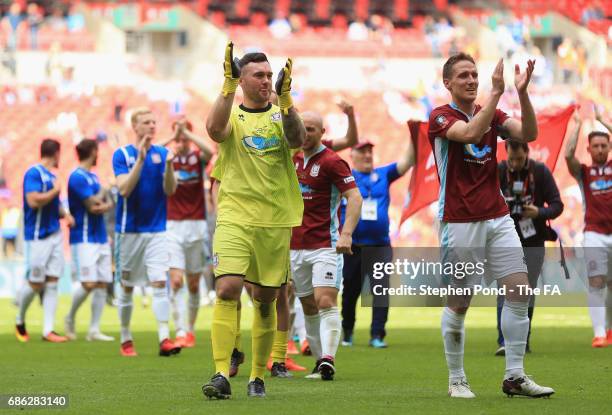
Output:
(202, 42), (305, 399)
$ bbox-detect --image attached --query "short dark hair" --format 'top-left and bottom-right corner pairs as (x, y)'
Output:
(442, 52), (476, 80)
(76, 139), (98, 161)
(238, 52), (269, 74)
(505, 140), (529, 153)
(588, 131), (610, 143)
(40, 138), (61, 158)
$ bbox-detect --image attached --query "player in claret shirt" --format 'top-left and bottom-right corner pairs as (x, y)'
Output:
(565, 109), (612, 348)
(291, 110), (362, 380)
(158, 119), (214, 348)
(428, 53), (554, 398)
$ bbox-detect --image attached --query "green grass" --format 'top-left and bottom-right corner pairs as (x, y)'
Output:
(1, 298), (611, 414)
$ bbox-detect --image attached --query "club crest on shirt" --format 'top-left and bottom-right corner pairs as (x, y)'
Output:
(435, 114), (448, 128)
(310, 164), (320, 177)
(151, 153), (162, 164)
(271, 112), (281, 122)
(212, 253), (219, 268)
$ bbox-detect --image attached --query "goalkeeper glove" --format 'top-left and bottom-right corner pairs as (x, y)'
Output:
(222, 41), (241, 97)
(275, 58), (294, 114)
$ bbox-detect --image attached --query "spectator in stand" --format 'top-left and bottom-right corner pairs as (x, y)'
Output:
(557, 37), (578, 84)
(26, 3), (43, 50)
(348, 19), (369, 41)
(1, 2), (22, 51)
(581, 1), (605, 25)
(46, 5), (67, 32)
(269, 13), (292, 39)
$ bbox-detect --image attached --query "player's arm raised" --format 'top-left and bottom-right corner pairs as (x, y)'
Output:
(336, 188), (362, 255)
(116, 136), (149, 198)
(565, 110), (582, 178)
(497, 60), (538, 143)
(206, 42), (239, 143)
(397, 124), (416, 176)
(181, 123), (215, 163)
(330, 100), (358, 151)
(594, 104), (612, 134)
(276, 58), (305, 149)
(446, 59), (505, 144)
(157, 123), (181, 148)
(163, 150), (177, 196)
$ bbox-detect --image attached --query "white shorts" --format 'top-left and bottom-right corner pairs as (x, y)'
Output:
(439, 215), (527, 286)
(290, 248), (343, 298)
(167, 220), (209, 274)
(583, 231), (612, 279)
(115, 232), (169, 287)
(71, 243), (112, 283)
(25, 231), (64, 283)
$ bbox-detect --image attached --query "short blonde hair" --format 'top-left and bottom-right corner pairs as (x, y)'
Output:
(130, 107), (152, 126)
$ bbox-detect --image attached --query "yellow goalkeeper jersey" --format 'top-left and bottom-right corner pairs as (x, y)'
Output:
(216, 103), (303, 227)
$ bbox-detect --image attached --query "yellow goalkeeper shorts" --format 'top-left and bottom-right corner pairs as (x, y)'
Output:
(212, 222), (291, 288)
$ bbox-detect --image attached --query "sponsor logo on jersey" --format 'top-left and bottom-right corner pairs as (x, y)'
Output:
(242, 135), (281, 151)
(188, 154), (198, 165)
(299, 183), (313, 194)
(177, 170), (200, 182)
(271, 112), (281, 122)
(238, 114), (245, 121)
(324, 271), (334, 280)
(589, 179), (612, 192)
(212, 253), (219, 268)
(590, 168), (597, 176)
(310, 164), (320, 177)
(151, 153), (162, 164)
(463, 143), (492, 159)
(344, 176), (355, 183)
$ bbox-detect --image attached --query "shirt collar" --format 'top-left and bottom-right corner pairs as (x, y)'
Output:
(449, 102), (476, 120)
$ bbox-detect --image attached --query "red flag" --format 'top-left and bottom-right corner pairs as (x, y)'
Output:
(496, 105), (576, 171)
(400, 120), (439, 222)
(401, 105), (575, 222)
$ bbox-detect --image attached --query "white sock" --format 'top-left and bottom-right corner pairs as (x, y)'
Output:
(319, 307), (341, 359)
(42, 282), (59, 337)
(68, 285), (89, 321)
(502, 300), (529, 379)
(441, 307), (466, 382)
(118, 287), (133, 343)
(588, 286), (606, 337)
(16, 284), (36, 325)
(90, 288), (106, 333)
(170, 286), (187, 337)
(188, 290), (200, 332)
(294, 300), (307, 344)
(605, 287), (612, 330)
(304, 312), (323, 359)
(152, 286), (170, 342)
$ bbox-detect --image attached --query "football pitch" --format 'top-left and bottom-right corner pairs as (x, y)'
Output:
(1, 298), (611, 414)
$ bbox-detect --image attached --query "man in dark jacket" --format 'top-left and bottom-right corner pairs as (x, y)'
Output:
(495, 140), (564, 355)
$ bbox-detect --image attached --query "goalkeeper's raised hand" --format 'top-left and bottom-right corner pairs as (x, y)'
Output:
(275, 58), (294, 114)
(222, 41), (241, 97)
